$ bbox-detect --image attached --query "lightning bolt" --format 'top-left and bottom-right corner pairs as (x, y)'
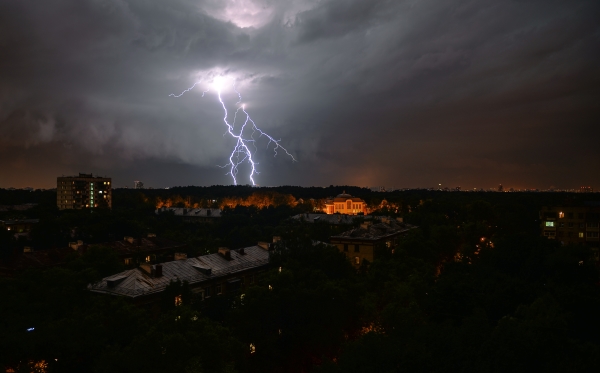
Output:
(170, 78), (296, 185)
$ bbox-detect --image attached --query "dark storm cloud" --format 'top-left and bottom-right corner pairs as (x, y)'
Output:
(0, 0), (599, 189)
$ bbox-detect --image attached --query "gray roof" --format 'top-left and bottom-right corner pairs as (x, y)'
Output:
(291, 213), (368, 224)
(89, 245), (268, 298)
(332, 220), (417, 240)
(155, 207), (222, 218)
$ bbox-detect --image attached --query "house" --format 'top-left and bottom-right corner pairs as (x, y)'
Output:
(155, 207), (222, 223)
(89, 245), (270, 305)
(323, 192), (367, 215)
(330, 218), (417, 267)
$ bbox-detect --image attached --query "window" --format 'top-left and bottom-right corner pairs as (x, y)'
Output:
(124, 258), (132, 265)
(559, 223), (564, 227)
(587, 232), (599, 238)
(354, 257), (360, 265)
(579, 223), (584, 228)
(205, 287), (211, 297)
(568, 212), (574, 219)
(386, 240), (392, 248)
(145, 256), (151, 262)
(249, 275), (254, 284)
(216, 284), (222, 295)
(343, 244), (348, 252)
(568, 222), (574, 228)
(354, 244), (360, 253)
(545, 221), (554, 227)
(559, 212), (564, 218)
(175, 295), (182, 306)
(568, 232), (573, 237)
(579, 213), (584, 219)
(586, 222), (599, 228)
(347, 201), (351, 210)
(579, 232), (584, 238)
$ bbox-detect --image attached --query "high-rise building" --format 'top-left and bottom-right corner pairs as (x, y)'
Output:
(56, 173), (112, 210)
(540, 203), (600, 249)
(498, 184), (503, 192)
(134, 181), (144, 189)
(581, 186), (593, 193)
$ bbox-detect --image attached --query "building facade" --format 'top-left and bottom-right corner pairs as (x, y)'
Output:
(330, 218), (416, 267)
(540, 204), (600, 246)
(57, 173), (112, 210)
(324, 192), (367, 215)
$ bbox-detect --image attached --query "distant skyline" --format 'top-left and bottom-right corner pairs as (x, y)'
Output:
(1, 1), (599, 189)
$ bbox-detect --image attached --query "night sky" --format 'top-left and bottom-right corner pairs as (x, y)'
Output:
(1, 0), (599, 189)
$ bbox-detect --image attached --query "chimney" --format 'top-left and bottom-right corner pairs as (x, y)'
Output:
(218, 247), (231, 260)
(153, 264), (163, 277)
(238, 247), (246, 255)
(140, 262), (152, 275)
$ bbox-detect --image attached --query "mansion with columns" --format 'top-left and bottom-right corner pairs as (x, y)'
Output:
(324, 192), (367, 215)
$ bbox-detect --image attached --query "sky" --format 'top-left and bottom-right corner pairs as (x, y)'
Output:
(1, 0), (599, 190)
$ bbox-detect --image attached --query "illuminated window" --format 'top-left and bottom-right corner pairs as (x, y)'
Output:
(278, 266), (282, 273)
(559, 212), (564, 218)
(545, 221), (554, 227)
(250, 343), (256, 354)
(355, 257), (360, 265)
(145, 256), (151, 262)
(579, 232), (584, 238)
(386, 241), (392, 248)
(268, 285), (273, 290)
(175, 295), (182, 306)
(124, 258), (132, 265)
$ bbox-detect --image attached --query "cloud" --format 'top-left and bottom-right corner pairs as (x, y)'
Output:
(0, 0), (599, 188)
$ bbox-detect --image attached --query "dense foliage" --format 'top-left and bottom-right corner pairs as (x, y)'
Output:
(1, 187), (599, 372)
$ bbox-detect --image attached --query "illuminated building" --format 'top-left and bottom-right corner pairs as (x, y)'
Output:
(89, 244), (270, 305)
(323, 192), (367, 215)
(540, 203), (600, 259)
(330, 218), (416, 267)
(56, 173), (112, 210)
(580, 186), (593, 193)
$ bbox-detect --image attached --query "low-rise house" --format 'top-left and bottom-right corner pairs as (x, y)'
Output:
(0, 219), (39, 233)
(330, 218), (417, 267)
(155, 207), (222, 223)
(89, 245), (270, 305)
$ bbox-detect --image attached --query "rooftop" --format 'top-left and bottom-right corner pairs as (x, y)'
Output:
(89, 245), (269, 298)
(155, 207), (222, 218)
(332, 219), (417, 240)
(292, 213), (370, 225)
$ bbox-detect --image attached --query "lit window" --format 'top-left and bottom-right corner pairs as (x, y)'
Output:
(355, 257), (360, 265)
(579, 232), (584, 238)
(545, 221), (554, 227)
(278, 266), (282, 273)
(559, 212), (564, 218)
(145, 256), (151, 262)
(124, 258), (132, 265)
(250, 343), (256, 354)
(175, 295), (182, 306)
(268, 285), (273, 290)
